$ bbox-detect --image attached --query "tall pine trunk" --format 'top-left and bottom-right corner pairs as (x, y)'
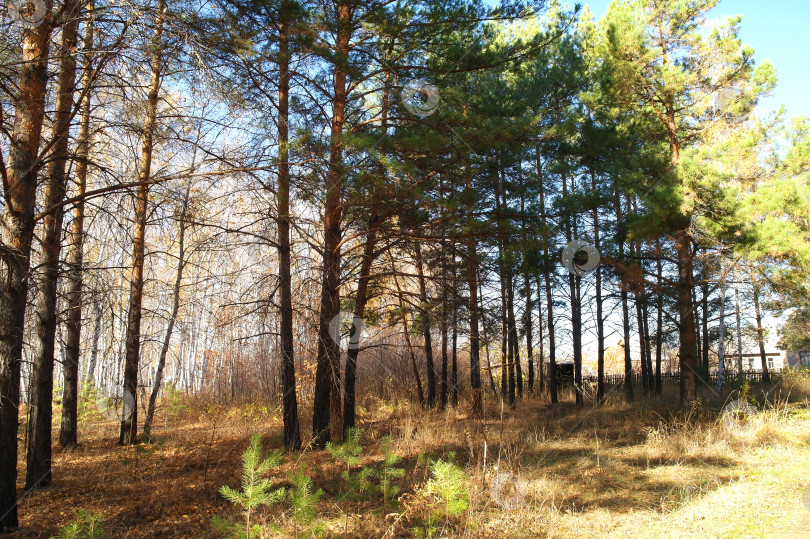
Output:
(751, 271), (769, 383)
(498, 265), (509, 401)
(701, 281), (710, 372)
(343, 216), (378, 430)
(277, 2), (301, 450)
(563, 171), (583, 405)
(675, 229), (697, 401)
(615, 194), (633, 402)
(493, 164), (511, 403)
(61, 2), (95, 447)
(519, 171), (533, 394)
(0, 8), (52, 529)
(312, 0), (350, 446)
(716, 260), (727, 394)
(507, 269), (522, 400)
(415, 241), (436, 408)
(465, 165), (482, 415)
(26, 1), (80, 489)
(467, 236), (483, 415)
(85, 301), (103, 385)
(535, 276), (545, 393)
(119, 0), (166, 445)
(591, 172), (605, 402)
(536, 146), (556, 403)
(524, 276), (534, 394)
(440, 259), (449, 408)
(451, 275), (459, 407)
(655, 239), (663, 394)
(630, 238), (648, 395)
(642, 293), (654, 391)
(735, 284), (743, 375)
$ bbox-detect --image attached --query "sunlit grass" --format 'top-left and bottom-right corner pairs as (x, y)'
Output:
(16, 376), (810, 537)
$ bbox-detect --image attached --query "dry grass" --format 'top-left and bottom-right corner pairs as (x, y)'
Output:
(9, 377), (810, 538)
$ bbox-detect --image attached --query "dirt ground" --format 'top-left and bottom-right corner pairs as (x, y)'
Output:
(6, 382), (810, 538)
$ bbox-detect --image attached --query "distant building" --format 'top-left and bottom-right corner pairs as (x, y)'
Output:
(784, 348), (810, 369)
(738, 352), (785, 372)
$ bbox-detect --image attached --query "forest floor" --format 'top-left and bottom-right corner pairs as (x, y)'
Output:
(8, 374), (810, 538)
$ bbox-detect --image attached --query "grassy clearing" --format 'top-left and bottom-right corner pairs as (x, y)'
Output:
(11, 375), (810, 538)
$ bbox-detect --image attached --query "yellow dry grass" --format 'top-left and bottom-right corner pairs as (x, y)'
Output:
(9, 376), (810, 538)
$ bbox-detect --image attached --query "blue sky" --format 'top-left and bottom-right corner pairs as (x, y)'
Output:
(572, 0), (810, 119)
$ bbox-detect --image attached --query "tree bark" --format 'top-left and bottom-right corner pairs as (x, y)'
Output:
(642, 291), (654, 391)
(26, 2), (80, 489)
(524, 276), (534, 394)
(343, 217), (377, 431)
(562, 171), (583, 405)
(451, 278), (459, 407)
(735, 283), (743, 375)
(655, 239), (663, 394)
(507, 269), (522, 401)
(414, 241), (436, 408)
(519, 171), (533, 394)
(439, 178), (449, 409)
(535, 276), (545, 393)
(615, 195), (633, 402)
(277, 2), (301, 450)
(536, 146), (556, 403)
(591, 171), (605, 402)
(61, 2), (95, 447)
(693, 285), (702, 373)
(85, 300), (103, 385)
(675, 230), (697, 402)
(634, 285), (648, 394)
(493, 164), (511, 403)
(119, 0), (167, 445)
(464, 164), (483, 415)
(630, 238), (648, 395)
(498, 264), (509, 401)
(466, 235), (483, 415)
(312, 0), (350, 446)
(440, 264), (449, 408)
(716, 259), (727, 394)
(751, 271), (769, 383)
(480, 288), (498, 395)
(0, 8), (52, 529)
(701, 281), (710, 372)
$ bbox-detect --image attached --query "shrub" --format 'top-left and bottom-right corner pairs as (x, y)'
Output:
(57, 509), (104, 539)
(215, 433), (285, 538)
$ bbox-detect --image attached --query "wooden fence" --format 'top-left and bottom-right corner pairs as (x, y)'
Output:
(575, 370), (781, 387)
